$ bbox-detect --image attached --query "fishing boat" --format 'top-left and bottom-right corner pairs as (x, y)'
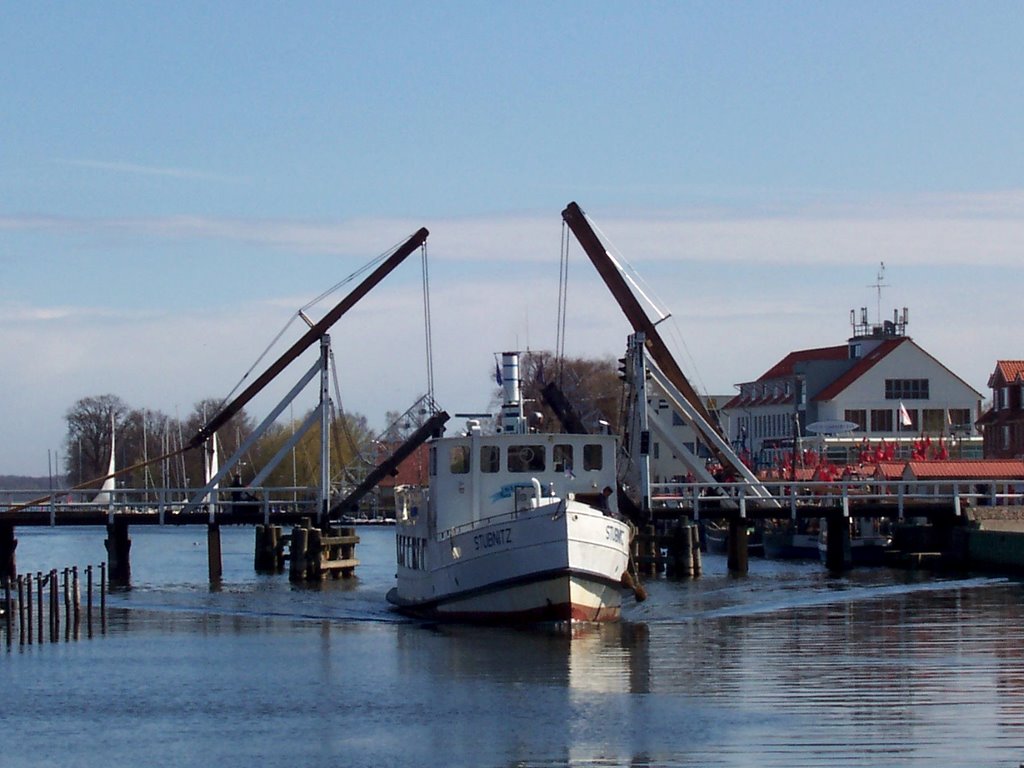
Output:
(386, 352), (636, 623)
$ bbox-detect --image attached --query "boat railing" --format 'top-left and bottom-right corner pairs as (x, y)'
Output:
(650, 479), (1024, 519)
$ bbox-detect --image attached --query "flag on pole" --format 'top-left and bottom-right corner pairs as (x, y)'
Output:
(899, 401), (912, 428)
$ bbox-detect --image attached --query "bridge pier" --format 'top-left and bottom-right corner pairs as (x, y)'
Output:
(0, 523), (16, 581)
(727, 520), (749, 574)
(824, 514), (851, 571)
(104, 519), (131, 587)
(208, 523), (222, 584)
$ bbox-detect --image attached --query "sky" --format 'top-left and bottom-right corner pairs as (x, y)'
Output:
(2, 2), (1023, 476)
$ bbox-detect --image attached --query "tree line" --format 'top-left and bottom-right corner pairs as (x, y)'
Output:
(60, 353), (623, 492)
(62, 393), (375, 492)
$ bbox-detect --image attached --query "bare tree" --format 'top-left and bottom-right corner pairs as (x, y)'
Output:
(63, 394), (130, 487)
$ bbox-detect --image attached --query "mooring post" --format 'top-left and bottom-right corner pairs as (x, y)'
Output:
(26, 572), (33, 645)
(100, 562), (107, 634)
(3, 577), (11, 646)
(49, 569), (58, 642)
(104, 519), (131, 587)
(691, 524), (702, 576)
(825, 512), (851, 572)
(307, 526), (323, 581)
(86, 565), (93, 638)
(63, 568), (71, 641)
(0, 523), (16, 582)
(727, 519), (749, 574)
(18, 575), (26, 645)
(207, 523), (223, 585)
(36, 572), (44, 644)
(72, 566), (81, 639)
(289, 526), (309, 582)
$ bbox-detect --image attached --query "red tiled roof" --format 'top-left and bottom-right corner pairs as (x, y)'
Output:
(760, 345), (848, 380)
(989, 361), (1024, 388)
(871, 461), (905, 480)
(903, 459), (1024, 480)
(813, 338), (906, 402)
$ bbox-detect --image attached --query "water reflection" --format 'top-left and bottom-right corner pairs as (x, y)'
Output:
(7, 527), (1024, 767)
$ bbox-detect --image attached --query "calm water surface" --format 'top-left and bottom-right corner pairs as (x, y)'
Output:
(4, 525), (1024, 767)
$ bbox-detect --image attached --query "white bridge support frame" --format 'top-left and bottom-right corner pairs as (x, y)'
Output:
(184, 335), (334, 523)
(625, 333), (780, 515)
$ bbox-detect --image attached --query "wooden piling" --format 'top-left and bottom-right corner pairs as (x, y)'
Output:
(3, 577), (11, 646)
(825, 514), (851, 572)
(255, 525), (284, 573)
(100, 562), (106, 634)
(49, 569), (58, 642)
(289, 526), (309, 582)
(104, 520), (131, 587)
(36, 572), (44, 644)
(307, 527), (324, 580)
(72, 567), (81, 639)
(86, 565), (93, 638)
(26, 572), (33, 645)
(691, 524), (702, 576)
(207, 523), (223, 584)
(18, 575), (26, 645)
(727, 520), (749, 574)
(62, 569), (71, 638)
(0, 523), (16, 582)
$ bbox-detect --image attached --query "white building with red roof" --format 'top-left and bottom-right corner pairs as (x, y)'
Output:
(722, 307), (984, 471)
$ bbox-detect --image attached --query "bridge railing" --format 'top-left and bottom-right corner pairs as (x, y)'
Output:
(0, 485), (327, 525)
(650, 479), (1024, 520)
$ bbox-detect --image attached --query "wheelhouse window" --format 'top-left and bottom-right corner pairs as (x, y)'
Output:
(507, 445), (545, 473)
(552, 444), (573, 474)
(480, 445), (500, 473)
(449, 445), (470, 474)
(583, 443), (603, 471)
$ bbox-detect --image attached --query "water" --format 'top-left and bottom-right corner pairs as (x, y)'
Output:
(4, 526), (1024, 767)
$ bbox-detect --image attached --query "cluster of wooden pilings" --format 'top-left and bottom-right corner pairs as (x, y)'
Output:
(633, 520), (702, 577)
(1, 564), (106, 647)
(254, 521), (359, 582)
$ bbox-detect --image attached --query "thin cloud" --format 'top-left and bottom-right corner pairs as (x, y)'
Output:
(3, 190), (1024, 269)
(53, 158), (244, 183)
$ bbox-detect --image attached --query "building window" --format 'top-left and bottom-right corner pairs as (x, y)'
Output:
(871, 409), (894, 432)
(948, 408), (971, 431)
(1003, 425), (1011, 450)
(672, 410), (684, 426)
(845, 409), (867, 432)
(901, 408), (918, 431)
(885, 379), (930, 400)
(921, 409), (945, 433)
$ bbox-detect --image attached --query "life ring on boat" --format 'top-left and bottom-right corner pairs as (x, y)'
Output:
(517, 447), (535, 464)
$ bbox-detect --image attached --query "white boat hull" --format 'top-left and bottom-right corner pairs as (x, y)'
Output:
(388, 498), (631, 623)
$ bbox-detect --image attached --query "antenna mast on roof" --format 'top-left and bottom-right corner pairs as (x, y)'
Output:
(869, 261), (888, 325)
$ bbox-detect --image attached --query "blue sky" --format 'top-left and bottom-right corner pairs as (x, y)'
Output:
(2, 2), (1023, 476)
